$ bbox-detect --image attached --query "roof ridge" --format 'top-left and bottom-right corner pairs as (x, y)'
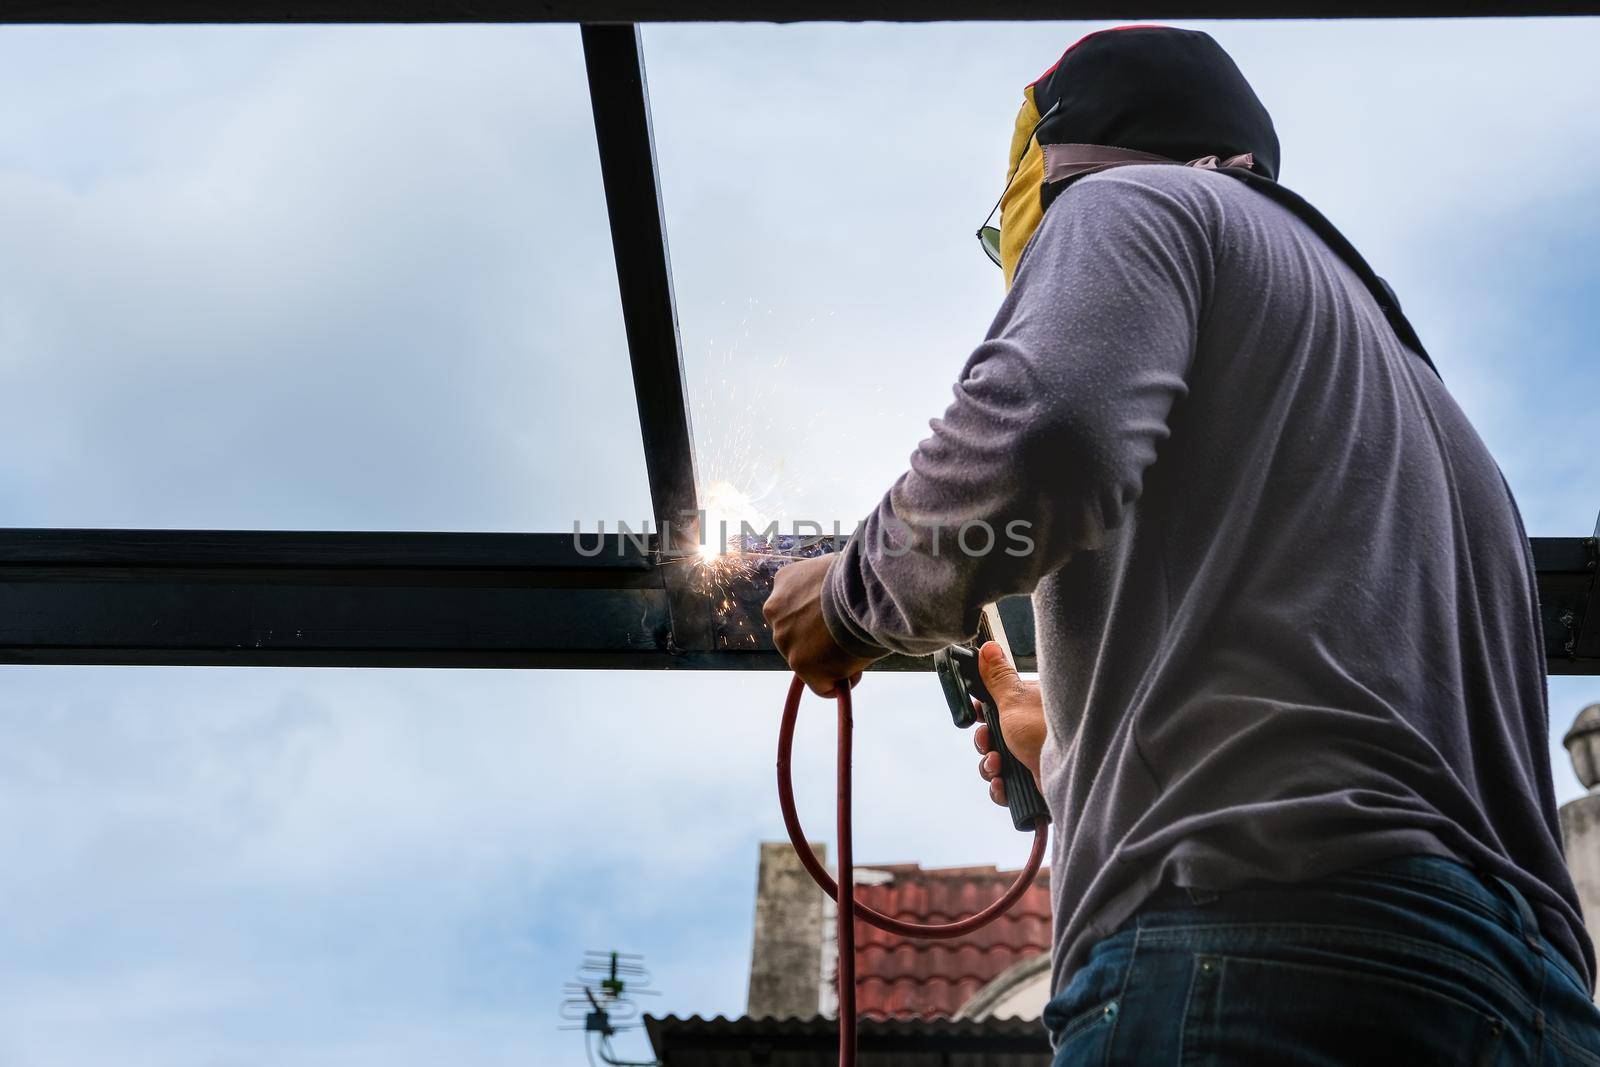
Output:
(856, 862), (1053, 880)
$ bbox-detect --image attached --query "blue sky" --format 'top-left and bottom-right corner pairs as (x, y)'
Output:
(0, 18), (1597, 1065)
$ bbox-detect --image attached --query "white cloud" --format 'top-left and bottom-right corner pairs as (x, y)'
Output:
(0, 25), (651, 532)
(0, 664), (1011, 1064)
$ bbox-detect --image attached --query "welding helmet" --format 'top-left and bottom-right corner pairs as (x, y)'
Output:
(993, 26), (1280, 287)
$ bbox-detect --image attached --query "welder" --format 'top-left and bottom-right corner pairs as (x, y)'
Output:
(763, 25), (1600, 1063)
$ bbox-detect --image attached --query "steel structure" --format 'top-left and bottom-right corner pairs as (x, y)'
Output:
(4, 1), (1599, 22)
(0, 18), (1595, 674)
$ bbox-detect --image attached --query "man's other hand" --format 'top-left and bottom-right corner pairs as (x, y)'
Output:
(973, 641), (1047, 809)
(763, 554), (876, 697)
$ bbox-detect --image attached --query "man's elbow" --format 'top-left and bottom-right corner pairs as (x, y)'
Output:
(1024, 421), (1152, 554)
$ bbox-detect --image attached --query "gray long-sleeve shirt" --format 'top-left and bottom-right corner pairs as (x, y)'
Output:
(819, 164), (1591, 995)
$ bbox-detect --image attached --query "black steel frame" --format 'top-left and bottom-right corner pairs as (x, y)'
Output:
(4, 1), (1599, 22)
(0, 17), (1596, 675)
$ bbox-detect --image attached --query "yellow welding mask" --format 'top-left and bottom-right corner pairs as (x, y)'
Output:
(998, 87), (1048, 289)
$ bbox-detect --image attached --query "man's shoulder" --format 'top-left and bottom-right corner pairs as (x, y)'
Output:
(1064, 165), (1320, 262)
(1071, 163), (1260, 217)
(1033, 164), (1241, 258)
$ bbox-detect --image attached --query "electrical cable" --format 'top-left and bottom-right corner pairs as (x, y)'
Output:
(776, 673), (1048, 1066)
(596, 1036), (659, 1067)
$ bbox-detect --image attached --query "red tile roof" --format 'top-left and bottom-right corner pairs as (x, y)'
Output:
(846, 863), (1051, 1021)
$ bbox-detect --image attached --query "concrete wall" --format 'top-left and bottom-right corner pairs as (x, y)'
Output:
(746, 841), (826, 1019)
(1561, 792), (1600, 1000)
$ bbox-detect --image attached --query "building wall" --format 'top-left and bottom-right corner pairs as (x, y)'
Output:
(1561, 792), (1600, 1001)
(747, 841), (826, 1018)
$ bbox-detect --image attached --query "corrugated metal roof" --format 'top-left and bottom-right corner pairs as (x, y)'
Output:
(849, 863), (1051, 1020)
(644, 1014), (1050, 1067)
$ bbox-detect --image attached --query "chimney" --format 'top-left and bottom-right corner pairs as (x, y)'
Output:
(746, 841), (826, 1019)
(1560, 703), (1600, 1002)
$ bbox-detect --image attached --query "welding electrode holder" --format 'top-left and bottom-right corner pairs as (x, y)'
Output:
(933, 644), (1051, 833)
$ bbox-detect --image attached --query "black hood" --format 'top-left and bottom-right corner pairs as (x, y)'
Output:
(1034, 26), (1281, 197)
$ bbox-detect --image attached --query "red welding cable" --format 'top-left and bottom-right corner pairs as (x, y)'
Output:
(777, 675), (1049, 936)
(776, 674), (1049, 1066)
(834, 676), (856, 1067)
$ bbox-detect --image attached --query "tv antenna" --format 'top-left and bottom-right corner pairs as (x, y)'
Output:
(558, 950), (662, 1067)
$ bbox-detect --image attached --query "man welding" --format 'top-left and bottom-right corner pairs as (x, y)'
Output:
(763, 25), (1600, 1064)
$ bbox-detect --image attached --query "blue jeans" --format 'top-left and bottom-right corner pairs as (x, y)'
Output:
(1045, 856), (1600, 1065)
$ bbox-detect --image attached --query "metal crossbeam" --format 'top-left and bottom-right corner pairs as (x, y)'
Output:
(0, 529), (670, 669)
(0, 527), (1037, 669)
(1, 527), (1595, 672)
(1542, 522), (1600, 672)
(1, 0), (1594, 22)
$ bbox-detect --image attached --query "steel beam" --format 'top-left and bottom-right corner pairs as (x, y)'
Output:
(582, 23), (699, 554)
(1541, 522), (1600, 673)
(0, 529), (671, 669)
(1, 0), (1593, 22)
(0, 528), (1019, 669)
(2, 527), (1596, 674)
(583, 23), (716, 656)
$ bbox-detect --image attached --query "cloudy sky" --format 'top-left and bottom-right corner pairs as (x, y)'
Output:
(1, 17), (1598, 1066)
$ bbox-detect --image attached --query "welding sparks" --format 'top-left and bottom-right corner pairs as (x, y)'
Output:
(689, 299), (794, 564)
(699, 478), (769, 560)
(679, 297), (854, 645)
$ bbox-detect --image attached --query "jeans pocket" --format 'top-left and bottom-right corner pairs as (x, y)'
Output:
(1180, 953), (1508, 1067)
(1051, 998), (1119, 1066)
(1046, 926), (1137, 1060)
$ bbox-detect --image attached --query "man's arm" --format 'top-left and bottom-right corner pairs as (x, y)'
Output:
(819, 172), (1213, 659)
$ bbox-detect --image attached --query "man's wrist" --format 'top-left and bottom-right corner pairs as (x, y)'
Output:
(818, 557), (890, 662)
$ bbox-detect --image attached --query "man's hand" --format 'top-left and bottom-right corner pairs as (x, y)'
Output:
(973, 641), (1047, 808)
(763, 554), (877, 697)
